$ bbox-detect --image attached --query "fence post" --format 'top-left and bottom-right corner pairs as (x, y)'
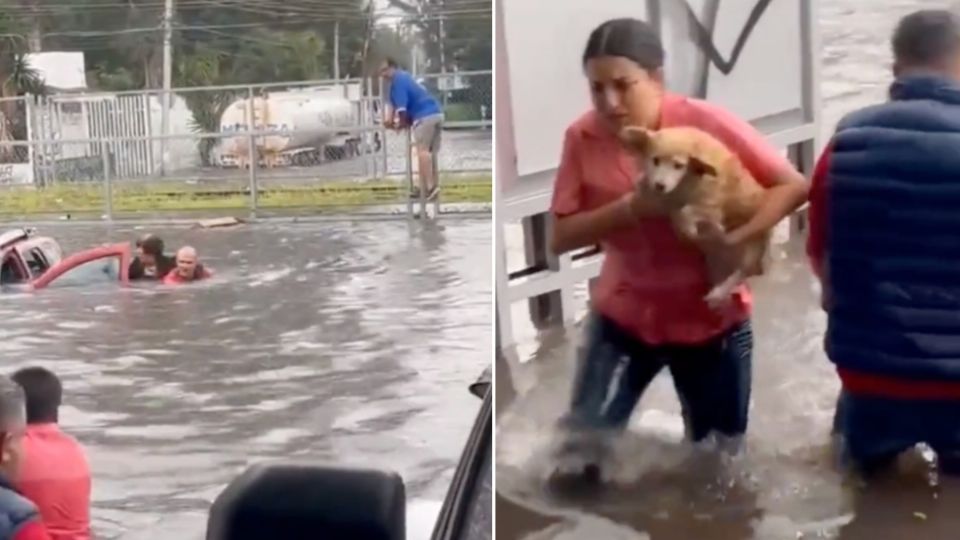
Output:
(101, 140), (113, 220)
(248, 133), (258, 218)
(246, 87), (258, 218)
(379, 76), (388, 178)
(364, 77), (374, 179)
(405, 127), (414, 218)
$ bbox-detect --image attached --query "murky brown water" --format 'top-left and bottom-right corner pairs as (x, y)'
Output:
(496, 1), (960, 539)
(0, 218), (490, 539)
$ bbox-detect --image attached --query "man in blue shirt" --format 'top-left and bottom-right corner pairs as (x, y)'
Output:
(380, 58), (444, 201)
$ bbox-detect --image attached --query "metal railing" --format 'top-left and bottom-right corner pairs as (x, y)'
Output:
(0, 71), (492, 217)
(0, 125), (489, 218)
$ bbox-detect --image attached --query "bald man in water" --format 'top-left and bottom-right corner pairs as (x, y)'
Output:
(162, 246), (212, 285)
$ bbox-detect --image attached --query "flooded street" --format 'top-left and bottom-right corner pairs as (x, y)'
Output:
(1, 218), (490, 539)
(496, 1), (960, 539)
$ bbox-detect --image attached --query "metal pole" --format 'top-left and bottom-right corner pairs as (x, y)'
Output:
(438, 11), (448, 109)
(101, 140), (113, 220)
(160, 0), (174, 175)
(246, 87), (258, 217)
(333, 21), (340, 82)
(413, 129), (426, 218)
(405, 127), (414, 218)
(379, 77), (387, 177)
(25, 96), (34, 184)
(431, 150), (439, 217)
(248, 133), (258, 217)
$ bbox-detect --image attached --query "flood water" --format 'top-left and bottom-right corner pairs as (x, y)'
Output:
(1, 218), (490, 539)
(496, 1), (960, 539)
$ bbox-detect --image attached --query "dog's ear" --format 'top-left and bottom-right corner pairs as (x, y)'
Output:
(688, 156), (717, 177)
(619, 126), (652, 152)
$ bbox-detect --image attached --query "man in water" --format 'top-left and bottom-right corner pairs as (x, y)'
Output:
(12, 367), (90, 540)
(163, 246), (212, 285)
(128, 234), (175, 281)
(380, 58), (444, 201)
(0, 377), (52, 540)
(808, 9), (960, 475)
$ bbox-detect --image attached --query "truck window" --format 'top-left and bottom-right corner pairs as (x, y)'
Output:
(24, 248), (49, 278)
(0, 252), (26, 284)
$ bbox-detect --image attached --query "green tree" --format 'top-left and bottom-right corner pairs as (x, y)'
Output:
(384, 0), (491, 73)
(174, 47), (232, 165)
(0, 11), (46, 161)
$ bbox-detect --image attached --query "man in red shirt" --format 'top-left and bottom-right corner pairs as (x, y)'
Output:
(0, 377), (52, 540)
(12, 368), (89, 540)
(163, 246), (213, 285)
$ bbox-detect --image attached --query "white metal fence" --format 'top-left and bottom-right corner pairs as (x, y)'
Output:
(0, 70), (492, 190)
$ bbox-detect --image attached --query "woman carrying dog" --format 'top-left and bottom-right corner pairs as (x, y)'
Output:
(550, 18), (808, 462)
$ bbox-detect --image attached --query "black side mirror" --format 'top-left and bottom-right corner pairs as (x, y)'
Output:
(469, 367), (491, 400)
(206, 463), (406, 540)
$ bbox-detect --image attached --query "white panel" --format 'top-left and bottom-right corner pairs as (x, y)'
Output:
(702, 0), (804, 120)
(503, 0), (811, 180)
(503, 0), (648, 178)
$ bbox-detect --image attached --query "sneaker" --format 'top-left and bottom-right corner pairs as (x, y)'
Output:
(409, 187), (421, 199)
(425, 185), (440, 201)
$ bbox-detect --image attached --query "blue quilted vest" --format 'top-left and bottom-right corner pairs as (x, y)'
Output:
(0, 474), (38, 540)
(826, 74), (960, 381)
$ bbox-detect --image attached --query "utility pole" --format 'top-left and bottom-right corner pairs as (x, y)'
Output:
(333, 21), (340, 81)
(438, 8), (447, 107)
(28, 0), (42, 52)
(160, 0), (174, 175)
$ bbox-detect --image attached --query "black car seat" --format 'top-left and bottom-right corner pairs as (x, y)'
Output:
(206, 463), (405, 540)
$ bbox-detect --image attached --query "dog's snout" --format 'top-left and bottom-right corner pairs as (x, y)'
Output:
(653, 182), (666, 193)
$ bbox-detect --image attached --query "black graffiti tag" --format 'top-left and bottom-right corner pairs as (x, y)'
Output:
(683, 0), (775, 75)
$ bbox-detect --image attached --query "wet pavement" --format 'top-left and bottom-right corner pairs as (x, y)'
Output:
(496, 1), (960, 539)
(0, 218), (490, 539)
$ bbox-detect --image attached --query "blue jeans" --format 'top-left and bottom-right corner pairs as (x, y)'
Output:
(834, 390), (960, 475)
(564, 313), (753, 442)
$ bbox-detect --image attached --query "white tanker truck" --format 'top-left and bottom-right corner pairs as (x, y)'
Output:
(214, 88), (381, 168)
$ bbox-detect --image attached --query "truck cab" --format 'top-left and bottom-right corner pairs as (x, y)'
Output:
(0, 228), (132, 290)
(0, 228), (63, 285)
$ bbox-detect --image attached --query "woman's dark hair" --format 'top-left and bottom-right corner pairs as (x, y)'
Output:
(582, 18), (665, 70)
(136, 234), (164, 257)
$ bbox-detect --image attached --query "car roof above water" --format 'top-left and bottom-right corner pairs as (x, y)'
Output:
(0, 228), (31, 251)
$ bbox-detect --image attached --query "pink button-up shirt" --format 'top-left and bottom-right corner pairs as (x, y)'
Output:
(551, 93), (793, 345)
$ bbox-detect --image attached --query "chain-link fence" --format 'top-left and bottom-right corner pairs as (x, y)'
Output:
(0, 71), (491, 217)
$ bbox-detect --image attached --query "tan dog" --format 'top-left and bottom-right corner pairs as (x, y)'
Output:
(619, 126), (770, 308)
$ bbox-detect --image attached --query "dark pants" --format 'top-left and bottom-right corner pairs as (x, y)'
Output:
(564, 313), (753, 443)
(834, 390), (960, 475)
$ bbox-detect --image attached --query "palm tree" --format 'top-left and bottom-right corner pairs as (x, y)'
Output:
(176, 48), (234, 165)
(0, 15), (46, 162)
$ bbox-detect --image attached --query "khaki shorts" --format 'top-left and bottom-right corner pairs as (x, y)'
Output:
(412, 114), (443, 153)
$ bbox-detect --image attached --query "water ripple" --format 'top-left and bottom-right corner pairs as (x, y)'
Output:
(2, 219), (489, 539)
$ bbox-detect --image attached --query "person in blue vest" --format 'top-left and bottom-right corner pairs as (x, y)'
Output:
(380, 58), (444, 201)
(808, 9), (960, 476)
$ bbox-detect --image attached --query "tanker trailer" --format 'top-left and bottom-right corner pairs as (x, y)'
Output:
(215, 91), (369, 168)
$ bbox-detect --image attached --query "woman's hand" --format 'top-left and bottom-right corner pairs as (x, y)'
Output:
(627, 190), (662, 221)
(551, 191), (660, 255)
